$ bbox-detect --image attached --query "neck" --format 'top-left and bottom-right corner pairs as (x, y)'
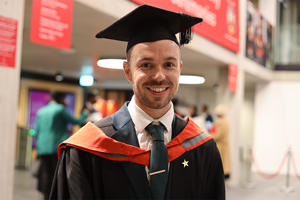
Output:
(134, 98), (171, 119)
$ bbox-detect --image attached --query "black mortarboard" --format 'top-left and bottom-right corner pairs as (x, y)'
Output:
(96, 4), (203, 52)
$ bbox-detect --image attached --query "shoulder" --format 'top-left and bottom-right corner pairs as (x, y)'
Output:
(95, 115), (113, 127)
(94, 116), (116, 137)
(37, 107), (45, 116)
(173, 114), (188, 132)
(49, 103), (65, 113)
(189, 135), (220, 157)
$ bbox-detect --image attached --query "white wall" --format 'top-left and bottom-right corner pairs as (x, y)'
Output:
(258, 0), (277, 26)
(239, 87), (255, 184)
(253, 81), (300, 175)
(241, 87), (255, 149)
(215, 67), (245, 185)
(0, 0), (25, 199)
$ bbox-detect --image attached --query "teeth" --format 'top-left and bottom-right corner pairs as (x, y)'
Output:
(150, 88), (167, 92)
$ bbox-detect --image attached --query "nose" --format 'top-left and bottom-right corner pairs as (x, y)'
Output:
(152, 66), (166, 82)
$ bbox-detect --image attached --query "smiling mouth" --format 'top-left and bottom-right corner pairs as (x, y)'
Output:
(148, 87), (168, 93)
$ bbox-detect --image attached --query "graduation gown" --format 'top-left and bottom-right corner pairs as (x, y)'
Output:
(50, 104), (225, 200)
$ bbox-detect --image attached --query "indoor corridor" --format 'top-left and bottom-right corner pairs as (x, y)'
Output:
(13, 168), (300, 200)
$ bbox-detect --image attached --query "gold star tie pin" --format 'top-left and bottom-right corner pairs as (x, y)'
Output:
(182, 159), (189, 168)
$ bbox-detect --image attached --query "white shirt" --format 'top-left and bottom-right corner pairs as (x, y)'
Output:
(127, 95), (174, 150)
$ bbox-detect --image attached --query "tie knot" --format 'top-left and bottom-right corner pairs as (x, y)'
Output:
(145, 122), (165, 141)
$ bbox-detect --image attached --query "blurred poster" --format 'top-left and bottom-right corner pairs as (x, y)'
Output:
(246, 1), (273, 67)
(65, 93), (75, 116)
(28, 90), (50, 128)
(30, 0), (73, 50)
(131, 0), (239, 52)
(28, 89), (75, 129)
(28, 89), (75, 147)
(0, 15), (18, 68)
(28, 90), (50, 148)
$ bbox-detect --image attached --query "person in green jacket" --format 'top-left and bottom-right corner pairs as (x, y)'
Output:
(35, 91), (88, 200)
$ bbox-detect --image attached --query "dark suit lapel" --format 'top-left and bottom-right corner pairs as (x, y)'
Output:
(111, 103), (151, 199)
(171, 114), (188, 139)
(111, 103), (139, 146)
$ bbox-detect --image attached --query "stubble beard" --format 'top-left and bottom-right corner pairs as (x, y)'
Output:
(134, 83), (178, 111)
(140, 93), (171, 110)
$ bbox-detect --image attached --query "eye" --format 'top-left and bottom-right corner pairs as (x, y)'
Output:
(141, 63), (151, 68)
(165, 62), (175, 68)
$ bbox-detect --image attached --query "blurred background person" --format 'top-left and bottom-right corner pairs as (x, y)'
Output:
(200, 104), (214, 131)
(212, 104), (231, 180)
(189, 105), (198, 118)
(172, 98), (185, 118)
(189, 105), (206, 132)
(189, 104), (214, 133)
(34, 91), (88, 199)
(82, 90), (103, 125)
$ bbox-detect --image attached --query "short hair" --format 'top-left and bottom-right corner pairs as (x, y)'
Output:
(51, 91), (66, 103)
(192, 105), (198, 115)
(87, 91), (97, 99)
(215, 104), (228, 117)
(126, 47), (133, 65)
(202, 104), (208, 112)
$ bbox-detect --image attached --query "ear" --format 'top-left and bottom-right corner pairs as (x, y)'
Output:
(179, 60), (183, 73)
(123, 61), (132, 83)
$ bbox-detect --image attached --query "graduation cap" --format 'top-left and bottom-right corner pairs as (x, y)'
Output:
(96, 4), (203, 52)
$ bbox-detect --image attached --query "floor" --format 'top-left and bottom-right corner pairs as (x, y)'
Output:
(13, 168), (300, 200)
(226, 173), (300, 200)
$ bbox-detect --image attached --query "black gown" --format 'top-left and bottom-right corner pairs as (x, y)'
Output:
(50, 104), (225, 200)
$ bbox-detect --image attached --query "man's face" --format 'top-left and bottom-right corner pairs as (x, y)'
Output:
(124, 40), (182, 113)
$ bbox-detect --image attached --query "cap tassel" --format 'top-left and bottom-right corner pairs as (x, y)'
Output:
(179, 13), (193, 45)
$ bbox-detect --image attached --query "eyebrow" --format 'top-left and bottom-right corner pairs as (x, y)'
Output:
(137, 57), (153, 63)
(164, 56), (177, 61)
(137, 56), (178, 62)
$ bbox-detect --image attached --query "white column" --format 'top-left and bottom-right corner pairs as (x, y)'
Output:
(215, 66), (244, 186)
(0, 0), (25, 199)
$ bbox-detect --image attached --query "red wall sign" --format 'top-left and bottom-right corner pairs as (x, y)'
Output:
(228, 63), (238, 92)
(131, 0), (239, 52)
(30, 0), (73, 50)
(0, 15), (18, 68)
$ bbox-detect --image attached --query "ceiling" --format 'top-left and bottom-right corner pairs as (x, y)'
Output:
(21, 0), (226, 89)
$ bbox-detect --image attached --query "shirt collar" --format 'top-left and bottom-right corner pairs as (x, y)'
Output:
(128, 95), (174, 133)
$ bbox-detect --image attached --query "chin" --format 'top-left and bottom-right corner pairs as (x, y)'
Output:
(148, 99), (170, 110)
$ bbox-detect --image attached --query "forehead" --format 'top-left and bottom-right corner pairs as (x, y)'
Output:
(129, 40), (180, 59)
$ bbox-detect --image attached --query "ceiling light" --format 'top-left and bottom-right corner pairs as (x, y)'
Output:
(97, 59), (126, 70)
(179, 75), (205, 85)
(80, 75), (94, 86)
(55, 72), (64, 81)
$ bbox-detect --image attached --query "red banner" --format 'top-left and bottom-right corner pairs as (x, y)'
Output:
(228, 63), (238, 92)
(0, 15), (18, 68)
(30, 0), (73, 50)
(131, 0), (239, 52)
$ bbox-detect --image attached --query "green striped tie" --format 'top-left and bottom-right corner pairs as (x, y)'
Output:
(146, 122), (168, 200)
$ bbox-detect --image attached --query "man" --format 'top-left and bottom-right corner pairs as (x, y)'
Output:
(82, 90), (103, 125)
(201, 104), (214, 127)
(213, 105), (231, 180)
(50, 5), (225, 200)
(35, 91), (87, 199)
(193, 104), (214, 133)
